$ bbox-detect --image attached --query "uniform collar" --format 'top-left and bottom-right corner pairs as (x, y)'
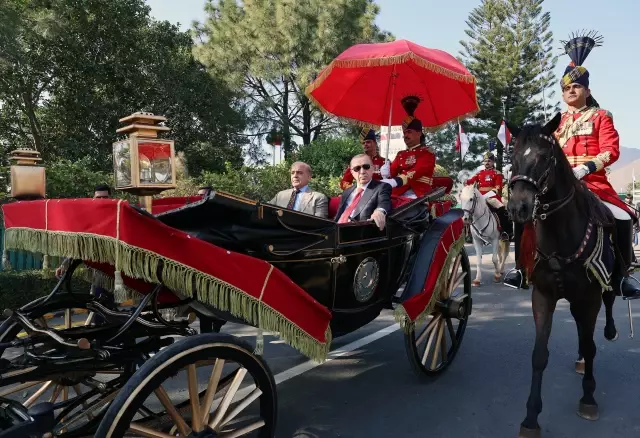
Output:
(566, 105), (588, 114)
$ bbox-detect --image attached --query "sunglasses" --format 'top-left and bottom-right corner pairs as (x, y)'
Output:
(351, 164), (371, 172)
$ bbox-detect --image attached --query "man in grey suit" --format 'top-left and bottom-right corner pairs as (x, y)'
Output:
(270, 161), (328, 218)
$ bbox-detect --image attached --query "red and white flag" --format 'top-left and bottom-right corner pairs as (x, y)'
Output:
(456, 122), (469, 159)
(497, 120), (511, 148)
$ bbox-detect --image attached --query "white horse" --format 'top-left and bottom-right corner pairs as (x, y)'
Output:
(460, 184), (510, 286)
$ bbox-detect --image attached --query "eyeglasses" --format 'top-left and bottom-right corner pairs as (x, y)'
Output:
(351, 164), (371, 172)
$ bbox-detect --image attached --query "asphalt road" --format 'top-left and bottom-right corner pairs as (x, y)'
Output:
(217, 242), (640, 438)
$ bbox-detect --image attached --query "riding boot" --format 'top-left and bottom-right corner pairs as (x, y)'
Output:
(613, 219), (640, 300)
(503, 221), (529, 289)
(497, 207), (513, 241)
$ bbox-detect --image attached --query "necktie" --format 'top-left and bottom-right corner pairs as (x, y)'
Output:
(287, 189), (300, 210)
(338, 188), (364, 223)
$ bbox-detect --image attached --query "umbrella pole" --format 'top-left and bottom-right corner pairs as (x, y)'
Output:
(384, 67), (397, 161)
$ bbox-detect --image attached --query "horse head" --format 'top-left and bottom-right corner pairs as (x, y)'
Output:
(460, 182), (483, 224)
(507, 113), (566, 223)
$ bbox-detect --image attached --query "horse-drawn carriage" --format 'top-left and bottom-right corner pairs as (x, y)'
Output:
(0, 180), (471, 437)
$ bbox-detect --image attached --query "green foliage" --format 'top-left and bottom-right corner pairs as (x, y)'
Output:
(459, 0), (559, 170)
(293, 137), (361, 179)
(193, 0), (393, 158)
(44, 158), (112, 199)
(425, 123), (483, 180)
(0, 0), (245, 178)
(0, 270), (91, 310)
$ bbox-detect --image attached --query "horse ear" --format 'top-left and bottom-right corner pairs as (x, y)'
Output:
(505, 120), (521, 139)
(541, 112), (562, 135)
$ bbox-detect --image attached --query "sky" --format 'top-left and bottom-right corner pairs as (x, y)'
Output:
(145, 0), (639, 151)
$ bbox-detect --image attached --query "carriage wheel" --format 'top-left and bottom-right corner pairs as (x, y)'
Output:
(405, 246), (472, 378)
(95, 333), (277, 438)
(0, 295), (139, 436)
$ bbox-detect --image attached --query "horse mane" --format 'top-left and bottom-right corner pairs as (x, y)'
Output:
(519, 125), (613, 227)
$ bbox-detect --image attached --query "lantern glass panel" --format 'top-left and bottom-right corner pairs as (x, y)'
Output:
(138, 142), (172, 184)
(114, 140), (131, 186)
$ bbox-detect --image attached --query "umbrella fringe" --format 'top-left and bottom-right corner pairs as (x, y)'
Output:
(308, 89), (480, 133)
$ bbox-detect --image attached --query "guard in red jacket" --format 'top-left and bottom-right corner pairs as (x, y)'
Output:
(339, 128), (390, 190)
(465, 152), (513, 241)
(503, 30), (640, 299)
(380, 96), (436, 198)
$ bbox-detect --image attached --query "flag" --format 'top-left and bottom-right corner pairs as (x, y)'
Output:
(497, 120), (511, 148)
(488, 140), (496, 151)
(456, 122), (470, 159)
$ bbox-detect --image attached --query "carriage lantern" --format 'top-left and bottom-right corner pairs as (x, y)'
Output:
(113, 112), (176, 212)
(8, 148), (46, 200)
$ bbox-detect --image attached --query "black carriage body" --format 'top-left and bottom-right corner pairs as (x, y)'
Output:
(156, 188), (454, 337)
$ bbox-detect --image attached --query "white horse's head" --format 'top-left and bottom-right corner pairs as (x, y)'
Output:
(460, 183), (484, 224)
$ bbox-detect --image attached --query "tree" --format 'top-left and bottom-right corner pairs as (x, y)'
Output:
(193, 0), (392, 160)
(0, 0), (246, 178)
(425, 123), (483, 183)
(459, 0), (559, 170)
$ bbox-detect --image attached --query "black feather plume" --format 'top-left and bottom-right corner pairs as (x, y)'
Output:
(559, 30), (603, 66)
(401, 95), (421, 117)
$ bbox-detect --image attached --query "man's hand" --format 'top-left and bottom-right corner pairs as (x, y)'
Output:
(380, 162), (391, 178)
(573, 164), (589, 180)
(370, 209), (386, 230)
(55, 266), (65, 279)
(380, 178), (397, 188)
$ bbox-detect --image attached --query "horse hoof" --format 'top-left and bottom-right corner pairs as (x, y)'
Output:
(518, 425), (541, 438)
(472, 280), (481, 286)
(493, 274), (501, 282)
(575, 359), (585, 375)
(604, 326), (619, 341)
(577, 402), (599, 421)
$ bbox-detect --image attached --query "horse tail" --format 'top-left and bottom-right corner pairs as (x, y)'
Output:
(519, 221), (536, 278)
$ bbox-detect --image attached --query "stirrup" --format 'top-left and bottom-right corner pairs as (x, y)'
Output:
(503, 268), (527, 289)
(619, 275), (640, 301)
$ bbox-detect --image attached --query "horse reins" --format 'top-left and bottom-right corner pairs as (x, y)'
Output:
(462, 190), (495, 239)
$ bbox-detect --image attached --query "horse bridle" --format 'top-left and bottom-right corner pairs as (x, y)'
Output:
(462, 189), (493, 237)
(508, 133), (575, 221)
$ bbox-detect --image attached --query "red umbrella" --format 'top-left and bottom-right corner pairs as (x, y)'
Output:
(306, 39), (479, 153)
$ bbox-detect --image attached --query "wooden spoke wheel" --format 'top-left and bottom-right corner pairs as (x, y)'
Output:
(0, 295), (138, 436)
(95, 333), (277, 438)
(405, 246), (472, 378)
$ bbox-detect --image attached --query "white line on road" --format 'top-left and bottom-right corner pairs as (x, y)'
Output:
(233, 323), (401, 401)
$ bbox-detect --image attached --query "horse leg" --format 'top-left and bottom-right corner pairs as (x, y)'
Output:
(473, 235), (483, 286)
(519, 288), (557, 438)
(492, 237), (501, 282)
(570, 299), (601, 421)
(499, 239), (510, 275)
(602, 288), (618, 341)
(575, 321), (585, 375)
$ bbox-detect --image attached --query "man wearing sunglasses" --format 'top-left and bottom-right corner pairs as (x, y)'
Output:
(339, 128), (391, 190)
(335, 154), (391, 230)
(379, 96), (436, 199)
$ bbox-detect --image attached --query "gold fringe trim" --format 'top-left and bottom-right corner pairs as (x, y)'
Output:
(306, 91), (479, 133)
(584, 226), (614, 292)
(4, 228), (332, 362)
(394, 235), (465, 333)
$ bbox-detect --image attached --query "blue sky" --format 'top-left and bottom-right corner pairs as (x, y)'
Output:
(146, 0), (638, 149)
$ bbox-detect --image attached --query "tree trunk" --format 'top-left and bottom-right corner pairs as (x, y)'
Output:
(282, 78), (291, 160)
(301, 98), (312, 145)
(21, 91), (42, 152)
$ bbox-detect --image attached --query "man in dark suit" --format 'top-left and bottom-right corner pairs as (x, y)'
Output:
(335, 154), (392, 230)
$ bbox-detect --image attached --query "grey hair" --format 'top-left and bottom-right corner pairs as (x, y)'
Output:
(350, 154), (372, 166)
(290, 161), (312, 175)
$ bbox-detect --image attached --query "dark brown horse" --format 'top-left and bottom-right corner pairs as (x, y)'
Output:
(507, 113), (622, 438)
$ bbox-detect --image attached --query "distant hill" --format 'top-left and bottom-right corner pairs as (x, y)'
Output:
(611, 147), (640, 171)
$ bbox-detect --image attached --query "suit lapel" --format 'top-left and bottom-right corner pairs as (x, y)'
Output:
(351, 185), (374, 219)
(298, 191), (312, 212)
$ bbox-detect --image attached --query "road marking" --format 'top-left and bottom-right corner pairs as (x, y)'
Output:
(233, 323), (401, 401)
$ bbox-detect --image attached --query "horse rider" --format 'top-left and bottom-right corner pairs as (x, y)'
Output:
(504, 31), (640, 300)
(379, 96), (436, 199)
(340, 128), (391, 190)
(465, 151), (513, 242)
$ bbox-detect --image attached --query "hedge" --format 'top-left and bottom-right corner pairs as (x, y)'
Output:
(0, 270), (92, 311)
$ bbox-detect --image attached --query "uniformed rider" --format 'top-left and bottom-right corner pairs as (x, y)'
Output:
(503, 31), (640, 300)
(465, 151), (513, 241)
(339, 128), (391, 190)
(379, 96), (436, 198)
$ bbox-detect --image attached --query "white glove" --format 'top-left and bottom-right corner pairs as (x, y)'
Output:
(573, 164), (589, 180)
(482, 190), (496, 199)
(380, 178), (398, 188)
(380, 161), (391, 178)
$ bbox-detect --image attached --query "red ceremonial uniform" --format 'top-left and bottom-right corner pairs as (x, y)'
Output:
(553, 107), (635, 218)
(465, 169), (504, 202)
(339, 155), (388, 190)
(389, 145), (436, 198)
